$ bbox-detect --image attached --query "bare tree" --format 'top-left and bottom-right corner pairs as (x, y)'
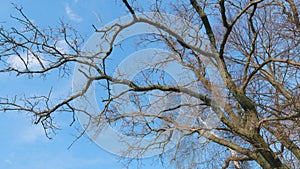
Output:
(1, 1), (300, 168)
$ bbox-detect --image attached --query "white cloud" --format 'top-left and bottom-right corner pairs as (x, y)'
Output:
(19, 125), (46, 143)
(6, 40), (69, 71)
(56, 39), (70, 54)
(7, 53), (46, 71)
(65, 3), (82, 23)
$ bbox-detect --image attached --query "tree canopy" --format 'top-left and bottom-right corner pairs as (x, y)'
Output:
(0, 1), (300, 168)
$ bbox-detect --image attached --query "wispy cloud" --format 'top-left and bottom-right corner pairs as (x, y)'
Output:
(4, 159), (13, 165)
(65, 3), (82, 23)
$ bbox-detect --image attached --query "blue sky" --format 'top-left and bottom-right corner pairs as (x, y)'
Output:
(0, 1), (162, 169)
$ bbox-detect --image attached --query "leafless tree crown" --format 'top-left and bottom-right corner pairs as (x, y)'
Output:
(0, 1), (300, 169)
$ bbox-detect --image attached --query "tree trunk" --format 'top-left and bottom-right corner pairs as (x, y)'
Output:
(250, 135), (290, 169)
